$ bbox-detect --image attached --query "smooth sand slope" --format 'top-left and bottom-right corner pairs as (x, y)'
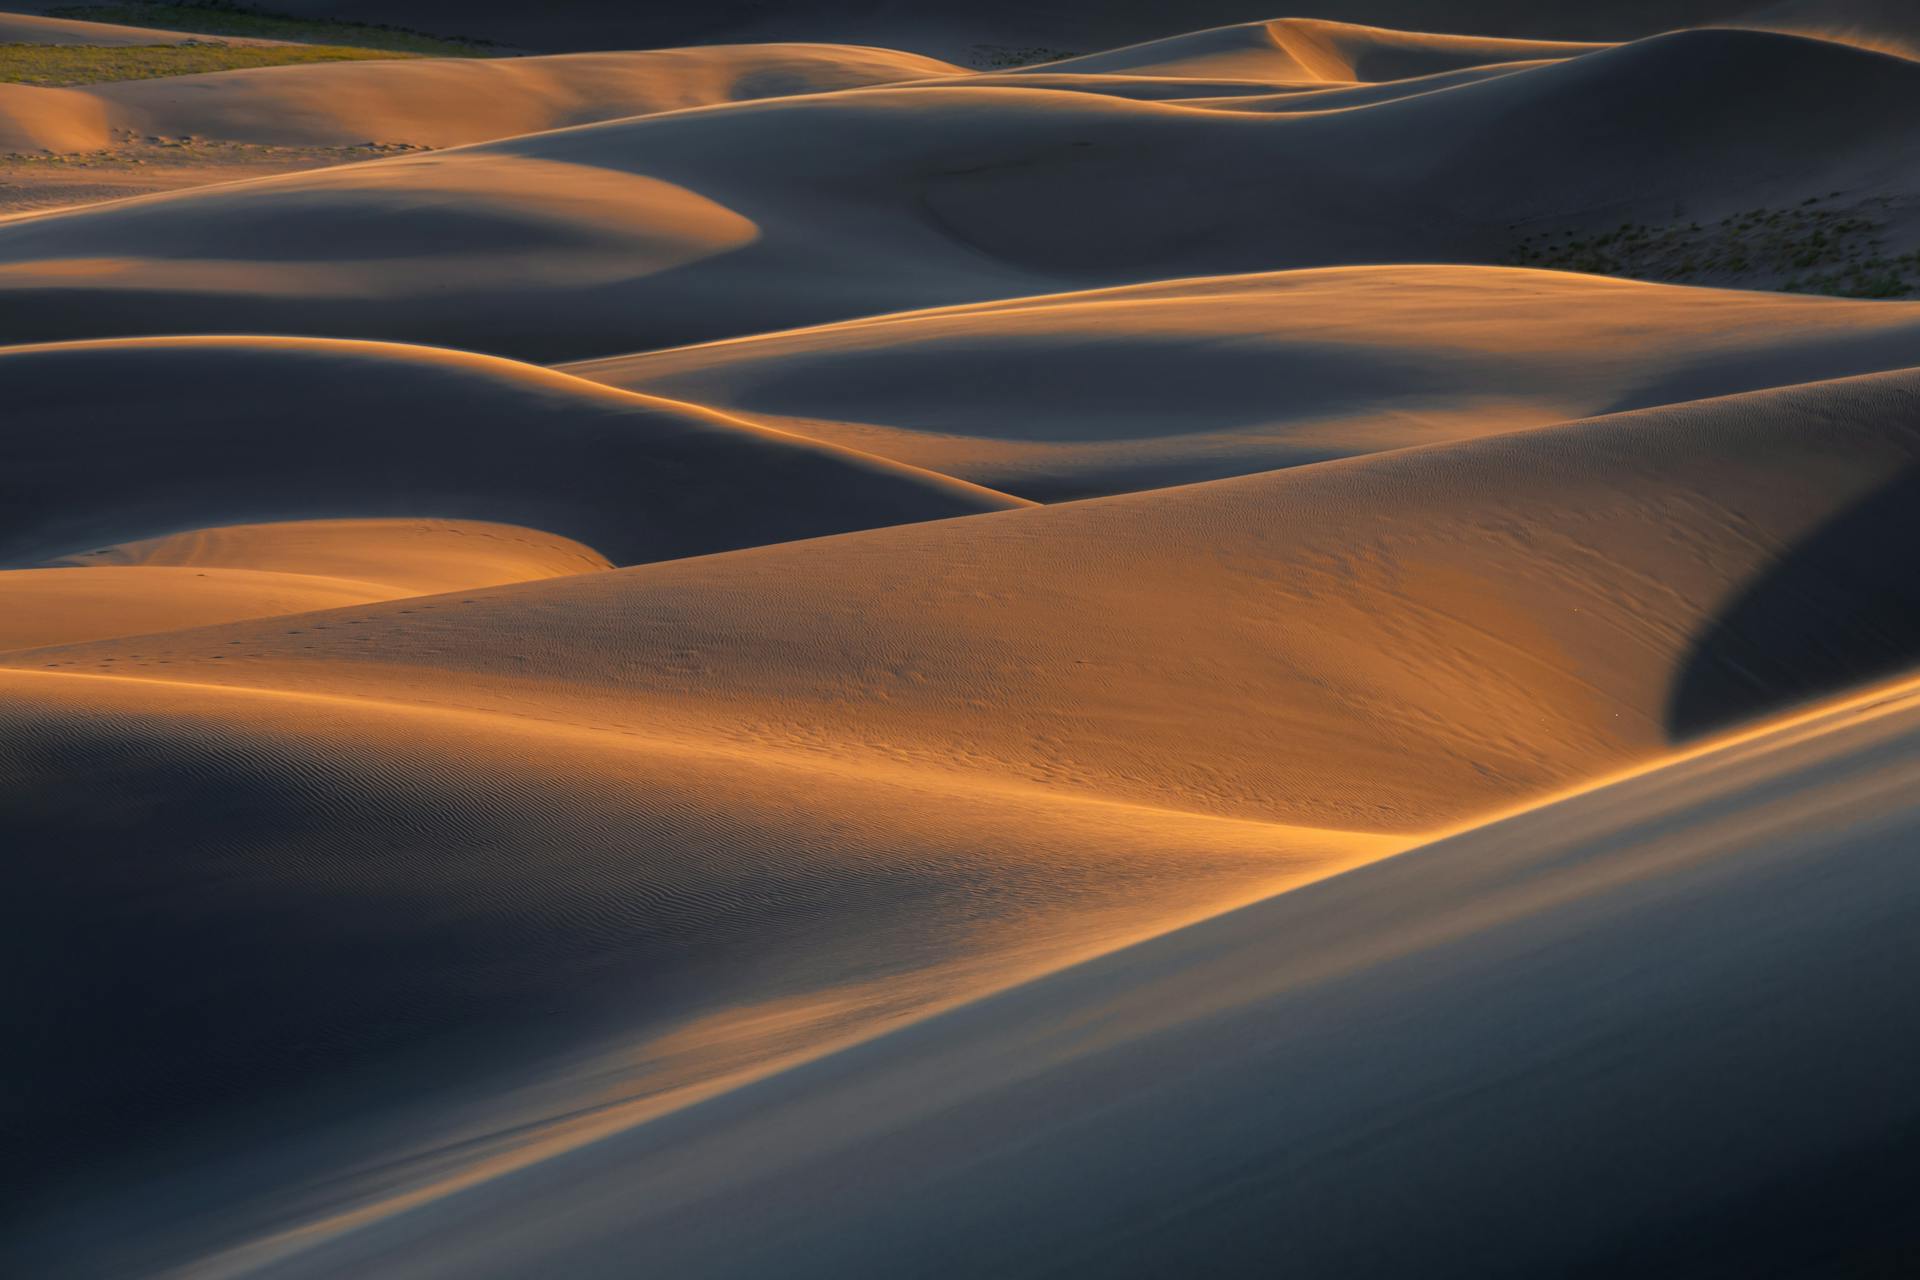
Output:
(18, 367), (1920, 833)
(1, 634), (1397, 1277)
(570, 265), (1920, 498)
(1, 27), (1912, 359)
(0, 519), (612, 650)
(202, 668), (1920, 1279)
(0, 336), (1020, 567)
(0, 43), (964, 154)
(11, 365), (1920, 1274)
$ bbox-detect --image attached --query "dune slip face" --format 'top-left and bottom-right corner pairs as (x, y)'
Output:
(6, 5), (1920, 1278)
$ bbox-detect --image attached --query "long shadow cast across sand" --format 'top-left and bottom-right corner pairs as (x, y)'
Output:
(1668, 462), (1920, 740)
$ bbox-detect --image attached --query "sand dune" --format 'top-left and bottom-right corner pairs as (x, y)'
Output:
(12, 364), (1920, 1271)
(20, 367), (1920, 831)
(0, 639), (1397, 1276)
(213, 0), (1920, 57)
(7, 5), (1920, 1275)
(0, 336), (1020, 567)
(194, 668), (1920, 1279)
(0, 43), (963, 155)
(1032, 18), (1602, 81)
(569, 265), (1920, 498)
(0, 27), (1909, 358)
(0, 519), (613, 650)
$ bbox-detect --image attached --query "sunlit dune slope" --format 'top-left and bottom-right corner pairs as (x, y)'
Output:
(1030, 18), (1601, 81)
(0, 663), (1398, 1276)
(20, 367), (1920, 833)
(0, 336), (1022, 566)
(49, 516), (613, 592)
(0, 519), (612, 650)
(18, 367), (1920, 1276)
(0, 43), (963, 155)
(229, 670), (1920, 1279)
(569, 265), (1920, 499)
(0, 27), (1907, 359)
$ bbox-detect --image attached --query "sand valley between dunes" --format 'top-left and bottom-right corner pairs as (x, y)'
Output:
(6, 2), (1920, 1276)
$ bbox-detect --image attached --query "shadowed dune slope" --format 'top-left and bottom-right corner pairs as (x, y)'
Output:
(0, 43), (964, 154)
(0, 27), (1909, 359)
(0, 337), (1022, 567)
(0, 662), (1398, 1276)
(19, 368), (1920, 834)
(0, 519), (613, 650)
(219, 670), (1920, 1279)
(15, 370), (1920, 1274)
(568, 266), (1920, 499)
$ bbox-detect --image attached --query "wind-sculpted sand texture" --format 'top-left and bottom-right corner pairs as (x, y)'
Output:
(6, 6), (1920, 1277)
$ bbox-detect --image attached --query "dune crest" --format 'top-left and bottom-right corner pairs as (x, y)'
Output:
(0, 25), (1911, 357)
(0, 336), (1022, 568)
(568, 264), (1920, 498)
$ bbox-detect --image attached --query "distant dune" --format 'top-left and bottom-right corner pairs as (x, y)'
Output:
(201, 0), (1920, 56)
(1, 27), (1910, 359)
(570, 265), (1920, 498)
(1032, 18), (1602, 80)
(0, 519), (612, 649)
(0, 43), (962, 154)
(0, 337), (1022, 567)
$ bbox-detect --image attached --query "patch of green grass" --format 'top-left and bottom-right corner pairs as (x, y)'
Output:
(0, 40), (415, 86)
(47, 2), (494, 56)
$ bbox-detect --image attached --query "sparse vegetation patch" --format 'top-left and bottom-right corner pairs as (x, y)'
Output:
(47, 2), (495, 56)
(970, 44), (1080, 68)
(0, 39), (414, 85)
(1503, 195), (1919, 298)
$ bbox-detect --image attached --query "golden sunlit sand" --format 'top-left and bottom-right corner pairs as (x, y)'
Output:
(5, 3), (1920, 1277)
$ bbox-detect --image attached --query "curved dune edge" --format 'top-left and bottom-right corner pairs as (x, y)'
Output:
(1030, 17), (1605, 81)
(19, 658), (1919, 1278)
(0, 43), (966, 155)
(178, 663), (1920, 1279)
(0, 518), (614, 651)
(564, 264), (1920, 498)
(0, 661), (1403, 1275)
(0, 335), (1025, 568)
(18, 366), (1920, 831)
(1, 27), (1912, 359)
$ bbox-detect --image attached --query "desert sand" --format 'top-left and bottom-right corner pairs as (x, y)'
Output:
(5, 5), (1920, 1278)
